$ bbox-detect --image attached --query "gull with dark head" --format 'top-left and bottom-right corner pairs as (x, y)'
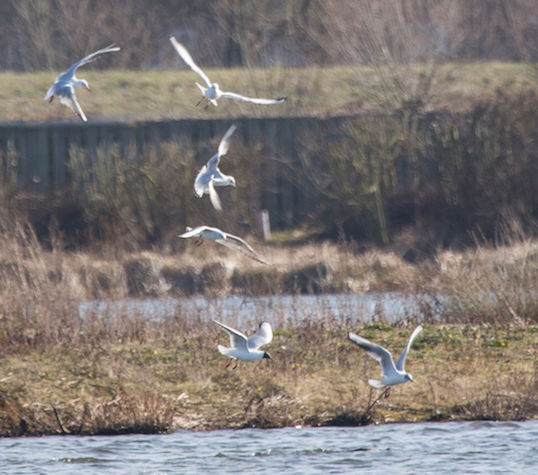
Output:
(170, 37), (286, 109)
(348, 325), (423, 395)
(179, 226), (268, 264)
(194, 124), (237, 211)
(45, 44), (120, 122)
(213, 320), (273, 369)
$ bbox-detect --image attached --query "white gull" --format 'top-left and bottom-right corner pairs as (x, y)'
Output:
(179, 226), (268, 264)
(194, 124), (237, 211)
(213, 320), (273, 369)
(45, 44), (120, 122)
(170, 37), (286, 109)
(348, 325), (423, 389)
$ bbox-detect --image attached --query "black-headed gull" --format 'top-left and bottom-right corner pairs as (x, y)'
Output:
(348, 325), (423, 392)
(45, 44), (120, 122)
(179, 226), (268, 264)
(213, 320), (273, 369)
(194, 124), (237, 210)
(170, 37), (286, 109)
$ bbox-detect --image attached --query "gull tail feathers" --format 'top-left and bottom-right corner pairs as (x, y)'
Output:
(368, 379), (387, 388)
(195, 82), (207, 96)
(217, 345), (233, 357)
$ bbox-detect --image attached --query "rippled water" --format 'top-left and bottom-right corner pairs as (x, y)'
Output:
(1, 421), (536, 474)
(79, 292), (438, 326)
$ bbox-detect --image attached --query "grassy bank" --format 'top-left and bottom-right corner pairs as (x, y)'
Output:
(1, 225), (538, 435)
(0, 62), (536, 122)
(1, 323), (536, 436)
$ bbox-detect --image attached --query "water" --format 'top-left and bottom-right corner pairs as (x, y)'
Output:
(79, 292), (439, 326)
(1, 421), (536, 474)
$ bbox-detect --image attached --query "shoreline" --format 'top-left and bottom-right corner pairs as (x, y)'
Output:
(1, 323), (537, 437)
(1, 238), (538, 437)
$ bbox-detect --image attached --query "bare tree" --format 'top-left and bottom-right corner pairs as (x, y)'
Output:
(321, 0), (461, 111)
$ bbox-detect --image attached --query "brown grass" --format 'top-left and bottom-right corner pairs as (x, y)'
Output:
(0, 221), (538, 435)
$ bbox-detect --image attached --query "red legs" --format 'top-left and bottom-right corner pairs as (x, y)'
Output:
(195, 237), (204, 246)
(226, 359), (233, 369)
(195, 96), (211, 109)
(49, 97), (54, 103)
(384, 387), (391, 398)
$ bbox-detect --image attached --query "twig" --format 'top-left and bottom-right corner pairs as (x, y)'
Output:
(363, 387), (390, 417)
(51, 403), (68, 435)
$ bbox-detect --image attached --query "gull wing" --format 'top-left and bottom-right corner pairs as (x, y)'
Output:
(56, 86), (87, 122)
(247, 322), (273, 350)
(205, 154), (220, 173)
(170, 37), (212, 88)
(194, 163), (212, 198)
(222, 232), (256, 253)
(218, 125), (237, 158)
(348, 332), (398, 378)
(220, 91), (286, 105)
(208, 177), (222, 210)
(65, 44), (120, 77)
(395, 325), (423, 372)
(178, 226), (205, 239)
(215, 239), (268, 264)
(213, 320), (248, 351)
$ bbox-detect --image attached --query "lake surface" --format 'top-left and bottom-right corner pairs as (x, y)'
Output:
(1, 420), (536, 474)
(79, 292), (439, 327)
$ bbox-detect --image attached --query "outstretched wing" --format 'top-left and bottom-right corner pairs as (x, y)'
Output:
(215, 238), (268, 265)
(213, 320), (248, 351)
(218, 125), (237, 158)
(65, 44), (120, 77)
(56, 86), (87, 122)
(208, 177), (222, 211)
(247, 322), (273, 350)
(178, 226), (205, 239)
(225, 232), (260, 253)
(220, 91), (286, 105)
(348, 332), (397, 378)
(395, 325), (423, 372)
(170, 37), (212, 88)
(193, 160), (213, 198)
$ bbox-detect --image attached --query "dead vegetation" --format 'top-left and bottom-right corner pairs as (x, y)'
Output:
(0, 222), (538, 435)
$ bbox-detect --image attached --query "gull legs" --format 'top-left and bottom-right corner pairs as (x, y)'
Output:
(195, 237), (204, 246)
(225, 358), (239, 370)
(195, 96), (211, 109)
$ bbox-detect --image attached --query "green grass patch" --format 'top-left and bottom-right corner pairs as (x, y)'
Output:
(0, 62), (536, 122)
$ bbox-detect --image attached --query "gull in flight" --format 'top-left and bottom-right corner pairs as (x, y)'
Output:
(348, 325), (423, 396)
(213, 320), (273, 369)
(179, 226), (268, 264)
(170, 37), (286, 109)
(45, 44), (120, 122)
(194, 124), (237, 210)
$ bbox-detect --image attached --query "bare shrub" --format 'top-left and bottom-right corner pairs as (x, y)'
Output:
(322, 0), (456, 111)
(0, 219), (82, 348)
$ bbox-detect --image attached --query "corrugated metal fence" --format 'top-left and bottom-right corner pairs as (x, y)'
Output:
(0, 116), (357, 228)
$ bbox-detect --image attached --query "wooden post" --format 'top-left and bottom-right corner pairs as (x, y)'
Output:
(257, 209), (271, 240)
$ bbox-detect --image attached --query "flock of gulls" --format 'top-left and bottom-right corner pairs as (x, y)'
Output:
(45, 39), (423, 394)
